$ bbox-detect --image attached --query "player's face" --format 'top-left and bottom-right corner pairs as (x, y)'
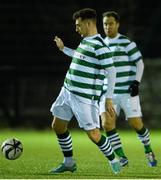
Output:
(75, 18), (88, 37)
(103, 16), (119, 38)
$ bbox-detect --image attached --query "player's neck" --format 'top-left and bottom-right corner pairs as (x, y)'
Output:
(108, 32), (118, 39)
(87, 26), (98, 37)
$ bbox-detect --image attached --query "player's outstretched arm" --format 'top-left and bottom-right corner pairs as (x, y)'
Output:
(54, 36), (75, 58)
(54, 36), (64, 50)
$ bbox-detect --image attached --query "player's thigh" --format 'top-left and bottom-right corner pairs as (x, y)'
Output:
(72, 99), (100, 130)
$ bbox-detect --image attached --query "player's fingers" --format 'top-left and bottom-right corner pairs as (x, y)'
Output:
(54, 36), (59, 42)
(107, 106), (115, 117)
(111, 110), (115, 117)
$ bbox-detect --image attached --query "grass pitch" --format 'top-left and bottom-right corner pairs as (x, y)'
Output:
(0, 129), (160, 179)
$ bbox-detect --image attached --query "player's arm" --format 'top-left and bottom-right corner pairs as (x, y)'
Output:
(135, 59), (144, 82)
(129, 59), (144, 96)
(104, 66), (116, 117)
(54, 36), (75, 57)
(126, 41), (144, 96)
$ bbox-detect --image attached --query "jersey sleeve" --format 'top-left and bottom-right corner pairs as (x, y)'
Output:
(95, 45), (116, 98)
(126, 41), (142, 63)
(63, 46), (75, 57)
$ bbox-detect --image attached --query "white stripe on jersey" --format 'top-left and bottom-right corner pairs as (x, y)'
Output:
(116, 66), (136, 73)
(73, 51), (99, 65)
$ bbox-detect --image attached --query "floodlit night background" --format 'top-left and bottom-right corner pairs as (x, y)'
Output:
(0, 0), (161, 129)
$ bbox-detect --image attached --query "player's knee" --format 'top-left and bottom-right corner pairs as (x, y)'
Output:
(128, 117), (143, 130)
(87, 129), (101, 143)
(51, 117), (68, 134)
(51, 117), (60, 132)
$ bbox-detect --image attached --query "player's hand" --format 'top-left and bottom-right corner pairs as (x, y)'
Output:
(54, 36), (64, 50)
(105, 98), (116, 118)
(128, 80), (140, 97)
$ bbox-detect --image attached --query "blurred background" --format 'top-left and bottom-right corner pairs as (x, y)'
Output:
(0, 0), (161, 129)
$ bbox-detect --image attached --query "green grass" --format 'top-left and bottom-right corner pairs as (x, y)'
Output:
(0, 129), (160, 179)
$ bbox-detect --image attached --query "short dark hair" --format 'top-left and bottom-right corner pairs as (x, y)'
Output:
(73, 8), (97, 22)
(102, 11), (120, 22)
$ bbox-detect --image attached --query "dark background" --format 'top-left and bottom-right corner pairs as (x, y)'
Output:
(0, 0), (161, 129)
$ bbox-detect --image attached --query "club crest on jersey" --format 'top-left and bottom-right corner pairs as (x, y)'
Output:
(115, 44), (121, 51)
(112, 44), (121, 61)
(79, 55), (86, 60)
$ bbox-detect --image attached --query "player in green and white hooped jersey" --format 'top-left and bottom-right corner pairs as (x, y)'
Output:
(50, 8), (121, 174)
(100, 11), (157, 167)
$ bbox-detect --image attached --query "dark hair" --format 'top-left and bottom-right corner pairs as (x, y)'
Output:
(73, 8), (97, 21)
(102, 11), (120, 22)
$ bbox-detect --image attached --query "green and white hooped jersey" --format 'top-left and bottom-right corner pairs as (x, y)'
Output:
(64, 34), (114, 104)
(103, 33), (142, 94)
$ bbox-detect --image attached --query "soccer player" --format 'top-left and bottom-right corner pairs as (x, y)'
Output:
(100, 11), (157, 167)
(50, 8), (121, 174)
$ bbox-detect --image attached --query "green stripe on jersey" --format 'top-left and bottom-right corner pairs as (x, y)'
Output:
(109, 43), (130, 47)
(81, 39), (102, 50)
(114, 89), (129, 94)
(113, 51), (127, 56)
(93, 36), (110, 48)
(103, 89), (129, 94)
(65, 78), (102, 90)
(68, 68), (104, 80)
(128, 47), (139, 56)
(114, 61), (135, 67)
(133, 57), (142, 63)
(72, 57), (102, 69)
(116, 71), (136, 77)
(115, 80), (133, 87)
(97, 52), (113, 60)
(101, 63), (115, 68)
(76, 47), (95, 58)
(70, 90), (100, 100)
